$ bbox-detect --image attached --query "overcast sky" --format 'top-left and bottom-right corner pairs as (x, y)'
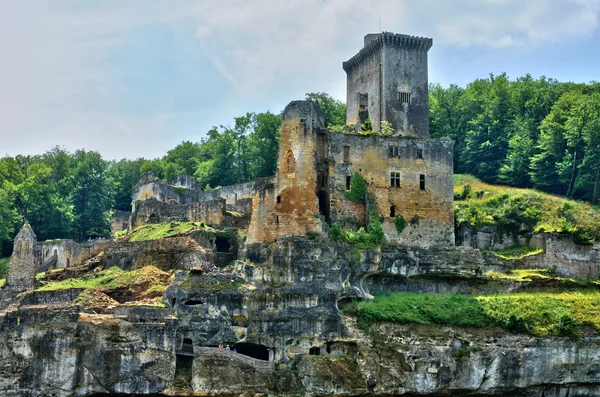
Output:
(1, 0), (599, 160)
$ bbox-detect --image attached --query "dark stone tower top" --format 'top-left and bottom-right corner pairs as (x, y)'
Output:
(343, 32), (433, 138)
(5, 222), (37, 291)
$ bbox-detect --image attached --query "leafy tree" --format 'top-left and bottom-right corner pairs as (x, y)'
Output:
(305, 92), (346, 127)
(71, 150), (115, 240)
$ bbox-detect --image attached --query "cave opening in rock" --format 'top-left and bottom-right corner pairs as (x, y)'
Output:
(181, 338), (194, 354)
(309, 346), (321, 355)
(215, 237), (231, 253)
(184, 299), (203, 306)
(232, 342), (269, 361)
(174, 354), (193, 388)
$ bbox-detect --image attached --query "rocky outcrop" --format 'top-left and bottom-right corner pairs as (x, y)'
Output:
(0, 236), (598, 396)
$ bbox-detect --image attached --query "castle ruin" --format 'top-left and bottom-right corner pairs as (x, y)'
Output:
(131, 32), (455, 248)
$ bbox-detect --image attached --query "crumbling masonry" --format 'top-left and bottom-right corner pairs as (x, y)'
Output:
(129, 32), (454, 248)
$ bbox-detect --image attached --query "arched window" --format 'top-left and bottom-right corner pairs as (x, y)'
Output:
(286, 150), (296, 173)
(24, 239), (30, 251)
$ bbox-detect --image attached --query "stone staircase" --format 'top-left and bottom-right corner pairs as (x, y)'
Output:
(178, 346), (274, 373)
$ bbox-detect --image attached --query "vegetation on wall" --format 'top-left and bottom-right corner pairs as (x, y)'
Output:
(355, 291), (600, 337)
(344, 172), (368, 202)
(454, 174), (600, 244)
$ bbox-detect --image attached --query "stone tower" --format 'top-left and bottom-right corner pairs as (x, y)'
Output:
(5, 222), (37, 292)
(343, 32), (433, 137)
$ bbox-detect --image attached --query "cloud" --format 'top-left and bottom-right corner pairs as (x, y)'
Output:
(0, 0), (598, 159)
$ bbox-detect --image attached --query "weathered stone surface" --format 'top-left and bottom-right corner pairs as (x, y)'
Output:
(5, 223), (37, 292)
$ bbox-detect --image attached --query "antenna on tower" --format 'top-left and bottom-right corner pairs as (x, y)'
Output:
(379, 16), (381, 32)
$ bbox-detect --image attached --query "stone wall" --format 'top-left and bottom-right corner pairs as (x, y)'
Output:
(247, 101), (325, 243)
(132, 179), (199, 209)
(132, 198), (226, 229)
(111, 210), (131, 236)
(197, 181), (255, 207)
(329, 133), (455, 247)
(456, 222), (527, 250)
(35, 239), (109, 269)
(5, 223), (37, 291)
(531, 233), (600, 280)
(343, 33), (432, 137)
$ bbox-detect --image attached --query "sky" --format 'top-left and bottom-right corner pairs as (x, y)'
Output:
(0, 0), (599, 160)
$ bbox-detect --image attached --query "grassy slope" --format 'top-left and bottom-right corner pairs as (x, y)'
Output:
(36, 266), (169, 292)
(356, 292), (600, 337)
(454, 175), (600, 244)
(126, 221), (213, 242)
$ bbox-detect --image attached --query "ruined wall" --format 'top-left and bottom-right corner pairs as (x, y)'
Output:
(111, 210), (131, 236)
(247, 101), (325, 244)
(531, 233), (600, 280)
(132, 198), (226, 228)
(343, 33), (432, 137)
(35, 239), (109, 269)
(5, 223), (37, 291)
(329, 133), (454, 247)
(197, 181), (255, 207)
(344, 41), (382, 131)
(132, 179), (199, 209)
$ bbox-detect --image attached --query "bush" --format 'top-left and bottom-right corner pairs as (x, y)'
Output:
(344, 172), (368, 202)
(394, 216), (407, 234)
(380, 120), (394, 136)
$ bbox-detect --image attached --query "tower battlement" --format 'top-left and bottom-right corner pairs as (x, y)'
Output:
(343, 32), (433, 137)
(343, 32), (433, 72)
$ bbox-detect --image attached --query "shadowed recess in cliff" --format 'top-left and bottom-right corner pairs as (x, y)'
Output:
(233, 342), (269, 361)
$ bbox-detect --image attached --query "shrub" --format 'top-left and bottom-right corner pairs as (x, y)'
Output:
(380, 120), (394, 136)
(344, 172), (368, 202)
(394, 216), (407, 234)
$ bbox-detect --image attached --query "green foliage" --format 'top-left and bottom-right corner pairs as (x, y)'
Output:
(344, 172), (368, 202)
(37, 266), (168, 292)
(394, 216), (406, 234)
(356, 293), (493, 332)
(355, 291), (600, 337)
(305, 92), (346, 128)
(485, 245), (543, 260)
(330, 193), (385, 249)
(129, 221), (211, 242)
(431, 75), (600, 204)
(380, 120), (394, 136)
(360, 116), (373, 133)
(0, 257), (9, 279)
(454, 174), (600, 243)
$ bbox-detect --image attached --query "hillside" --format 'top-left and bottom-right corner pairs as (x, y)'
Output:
(454, 174), (600, 245)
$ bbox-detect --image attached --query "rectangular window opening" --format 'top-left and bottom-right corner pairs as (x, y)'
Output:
(417, 148), (423, 159)
(276, 195), (281, 204)
(420, 174), (426, 190)
(346, 176), (352, 190)
(276, 215), (280, 224)
(388, 142), (399, 157)
(399, 92), (412, 104)
(390, 172), (401, 188)
(343, 145), (350, 162)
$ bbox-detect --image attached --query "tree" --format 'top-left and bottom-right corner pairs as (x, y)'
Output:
(248, 111), (282, 178)
(305, 92), (346, 127)
(71, 150), (115, 240)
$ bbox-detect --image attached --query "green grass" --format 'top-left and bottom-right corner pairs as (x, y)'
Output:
(454, 174), (600, 244)
(355, 291), (600, 337)
(484, 245), (543, 260)
(129, 221), (212, 242)
(0, 257), (9, 279)
(355, 293), (492, 331)
(36, 266), (169, 292)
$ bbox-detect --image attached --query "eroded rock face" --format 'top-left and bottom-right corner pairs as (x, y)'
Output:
(0, 236), (598, 396)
